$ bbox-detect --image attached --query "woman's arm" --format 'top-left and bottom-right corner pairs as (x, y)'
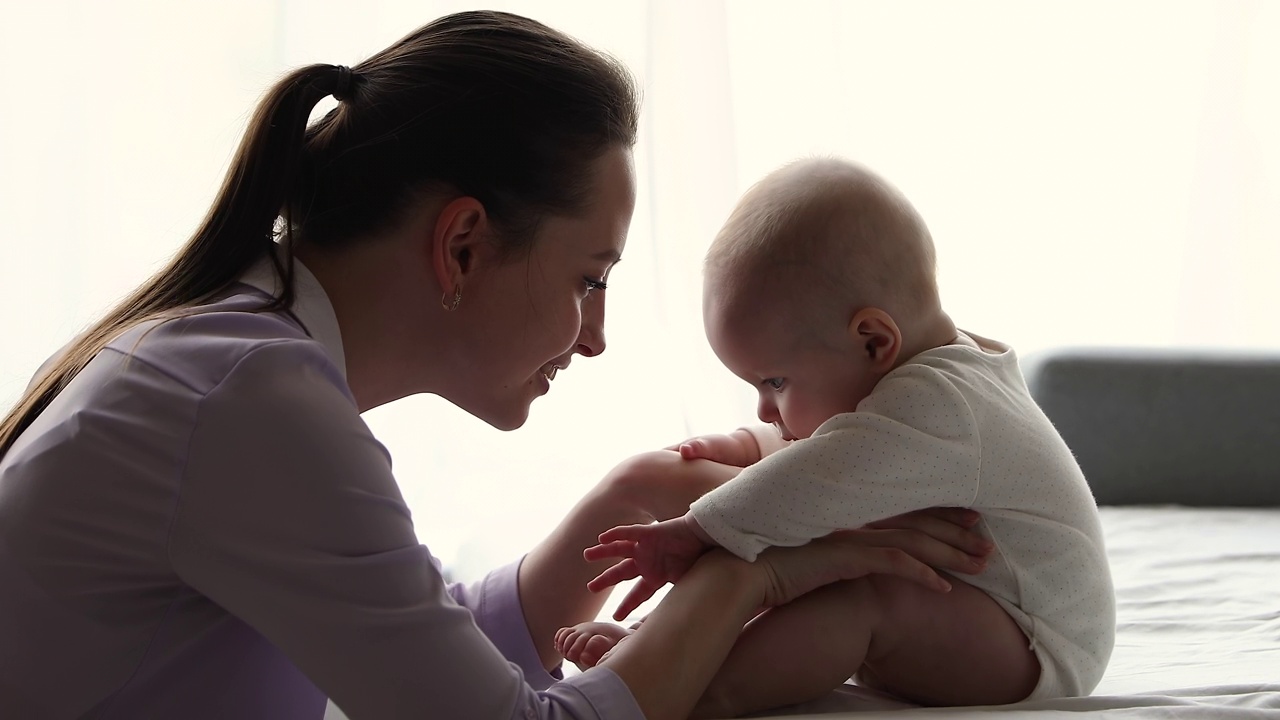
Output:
(595, 551), (760, 720)
(600, 536), (953, 720)
(178, 344), (985, 720)
(518, 451), (740, 669)
(172, 342), (645, 719)
(516, 451), (992, 720)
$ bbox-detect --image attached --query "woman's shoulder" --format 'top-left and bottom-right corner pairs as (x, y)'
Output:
(104, 289), (345, 402)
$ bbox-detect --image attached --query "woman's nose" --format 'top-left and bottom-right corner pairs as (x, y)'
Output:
(576, 294), (606, 357)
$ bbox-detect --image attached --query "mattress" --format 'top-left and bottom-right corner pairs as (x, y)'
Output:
(756, 506), (1280, 718)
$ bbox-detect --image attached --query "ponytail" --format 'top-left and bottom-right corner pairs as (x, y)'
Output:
(2, 10), (640, 459)
(0, 64), (348, 459)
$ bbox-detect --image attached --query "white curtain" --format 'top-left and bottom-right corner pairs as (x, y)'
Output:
(3, 1), (1278, 583)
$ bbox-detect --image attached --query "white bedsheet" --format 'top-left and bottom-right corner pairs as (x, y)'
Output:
(326, 507), (1280, 719)
(758, 506), (1280, 718)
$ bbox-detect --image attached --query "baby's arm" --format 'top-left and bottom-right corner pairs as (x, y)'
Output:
(691, 375), (983, 562)
(671, 425), (794, 465)
(739, 424), (794, 458)
(668, 428), (762, 466)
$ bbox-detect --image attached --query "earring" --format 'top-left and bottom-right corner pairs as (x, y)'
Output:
(442, 285), (463, 311)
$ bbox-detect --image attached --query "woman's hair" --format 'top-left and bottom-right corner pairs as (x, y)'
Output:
(0, 10), (640, 458)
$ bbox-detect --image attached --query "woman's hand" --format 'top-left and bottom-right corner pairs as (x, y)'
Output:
(860, 507), (993, 575)
(749, 534), (947, 609)
(591, 508), (988, 720)
(750, 507), (993, 608)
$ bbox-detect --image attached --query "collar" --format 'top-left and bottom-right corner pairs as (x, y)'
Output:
(239, 252), (348, 379)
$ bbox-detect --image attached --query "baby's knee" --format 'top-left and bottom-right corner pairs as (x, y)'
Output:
(604, 450), (680, 485)
(601, 450), (674, 498)
(589, 450), (676, 507)
(601, 450), (714, 520)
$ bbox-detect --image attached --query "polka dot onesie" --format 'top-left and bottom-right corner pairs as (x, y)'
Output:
(690, 331), (1115, 699)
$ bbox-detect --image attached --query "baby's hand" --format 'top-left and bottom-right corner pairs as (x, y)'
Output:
(666, 429), (761, 467)
(584, 516), (713, 620)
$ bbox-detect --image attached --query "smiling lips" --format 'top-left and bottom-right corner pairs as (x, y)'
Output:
(541, 365), (561, 382)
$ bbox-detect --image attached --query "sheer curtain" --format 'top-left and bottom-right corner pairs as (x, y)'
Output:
(3, 1), (1278, 585)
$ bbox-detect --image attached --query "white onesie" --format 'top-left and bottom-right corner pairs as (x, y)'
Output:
(689, 332), (1115, 699)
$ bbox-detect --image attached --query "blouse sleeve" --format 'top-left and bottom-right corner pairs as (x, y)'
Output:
(167, 340), (643, 720)
(445, 558), (564, 691)
(690, 365), (983, 562)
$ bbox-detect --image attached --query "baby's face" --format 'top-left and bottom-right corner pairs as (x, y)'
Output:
(705, 295), (880, 440)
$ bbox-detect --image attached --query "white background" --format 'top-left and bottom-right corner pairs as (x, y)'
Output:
(2, 1), (1278, 579)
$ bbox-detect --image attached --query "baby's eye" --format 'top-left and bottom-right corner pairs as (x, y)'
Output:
(763, 378), (785, 391)
(584, 277), (608, 292)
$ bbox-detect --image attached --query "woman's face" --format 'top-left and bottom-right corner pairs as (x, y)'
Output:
(452, 147), (636, 430)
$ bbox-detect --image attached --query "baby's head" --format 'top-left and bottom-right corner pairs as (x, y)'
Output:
(703, 157), (950, 440)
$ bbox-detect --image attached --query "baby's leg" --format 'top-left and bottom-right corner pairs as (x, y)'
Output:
(554, 621), (634, 670)
(691, 576), (1038, 718)
(855, 575), (1039, 706)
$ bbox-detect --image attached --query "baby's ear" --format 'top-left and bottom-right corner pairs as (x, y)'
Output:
(848, 308), (902, 370)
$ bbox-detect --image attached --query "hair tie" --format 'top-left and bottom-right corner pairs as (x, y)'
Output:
(333, 65), (354, 103)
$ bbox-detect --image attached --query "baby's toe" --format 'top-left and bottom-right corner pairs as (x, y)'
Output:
(580, 635), (616, 668)
(568, 632), (596, 662)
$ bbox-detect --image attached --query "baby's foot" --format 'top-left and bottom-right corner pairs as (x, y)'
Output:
(554, 621), (633, 670)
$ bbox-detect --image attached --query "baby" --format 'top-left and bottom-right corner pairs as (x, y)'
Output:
(555, 158), (1115, 716)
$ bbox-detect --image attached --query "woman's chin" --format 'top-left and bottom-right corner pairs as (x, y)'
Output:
(451, 378), (541, 431)
(475, 397), (534, 432)
(489, 413), (529, 432)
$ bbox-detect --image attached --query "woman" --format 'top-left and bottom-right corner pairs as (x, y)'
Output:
(0, 11), (988, 719)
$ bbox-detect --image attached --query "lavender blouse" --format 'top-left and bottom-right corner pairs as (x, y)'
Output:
(0, 260), (643, 719)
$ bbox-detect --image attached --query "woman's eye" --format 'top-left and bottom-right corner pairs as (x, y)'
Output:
(764, 378), (785, 390)
(584, 277), (608, 292)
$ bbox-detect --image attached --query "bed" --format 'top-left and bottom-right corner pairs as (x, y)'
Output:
(325, 349), (1279, 719)
(758, 347), (1280, 718)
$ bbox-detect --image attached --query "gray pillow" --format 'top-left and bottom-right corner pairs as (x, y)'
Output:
(1022, 348), (1280, 507)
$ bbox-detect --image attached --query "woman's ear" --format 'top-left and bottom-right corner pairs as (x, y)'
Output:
(430, 196), (487, 295)
(848, 308), (902, 372)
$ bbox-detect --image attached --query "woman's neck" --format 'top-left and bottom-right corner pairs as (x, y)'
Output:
(294, 236), (444, 413)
